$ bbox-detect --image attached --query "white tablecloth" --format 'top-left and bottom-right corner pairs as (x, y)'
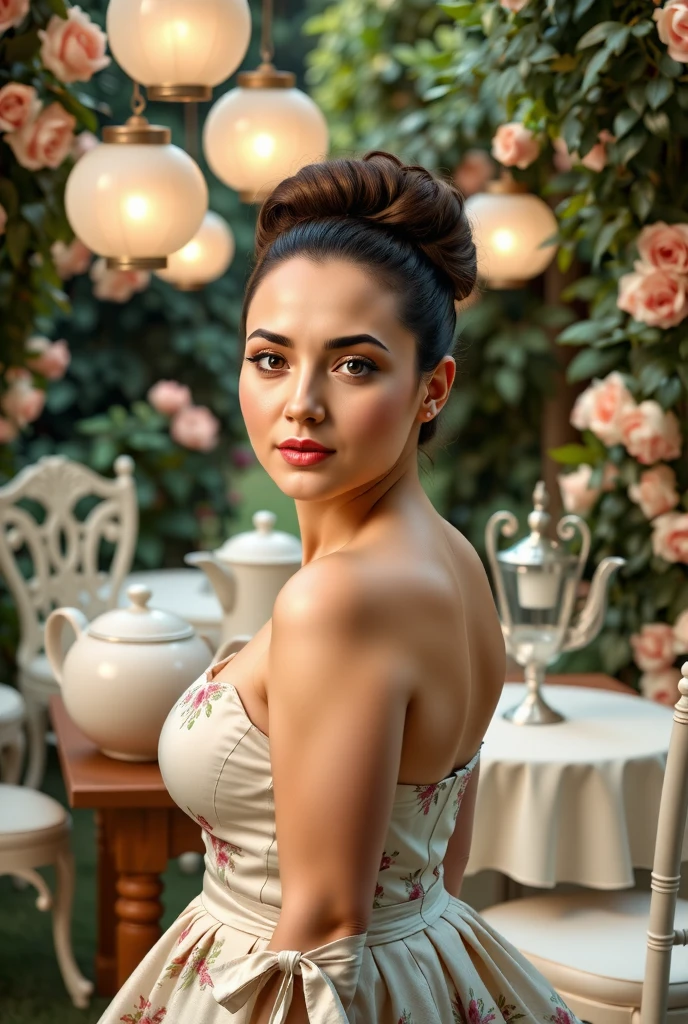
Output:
(120, 569), (222, 648)
(465, 683), (683, 889)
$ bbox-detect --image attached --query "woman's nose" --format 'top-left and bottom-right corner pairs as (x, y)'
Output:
(284, 372), (326, 423)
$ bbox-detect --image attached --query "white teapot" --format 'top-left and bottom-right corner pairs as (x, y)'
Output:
(185, 510), (302, 646)
(45, 584), (214, 762)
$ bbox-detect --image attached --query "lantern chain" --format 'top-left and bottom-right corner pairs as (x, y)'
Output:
(260, 0), (274, 64)
(131, 81), (146, 117)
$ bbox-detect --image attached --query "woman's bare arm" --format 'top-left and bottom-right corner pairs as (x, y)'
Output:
(244, 556), (411, 1024)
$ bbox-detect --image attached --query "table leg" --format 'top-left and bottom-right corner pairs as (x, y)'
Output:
(115, 872), (164, 987)
(95, 810), (118, 996)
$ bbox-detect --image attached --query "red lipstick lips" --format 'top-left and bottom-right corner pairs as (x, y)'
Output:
(277, 438), (335, 466)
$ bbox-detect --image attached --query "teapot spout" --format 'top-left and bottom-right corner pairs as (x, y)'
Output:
(561, 556), (625, 653)
(185, 551), (236, 615)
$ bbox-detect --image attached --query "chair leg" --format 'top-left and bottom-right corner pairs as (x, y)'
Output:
(0, 730), (26, 785)
(52, 845), (94, 1008)
(21, 690), (48, 790)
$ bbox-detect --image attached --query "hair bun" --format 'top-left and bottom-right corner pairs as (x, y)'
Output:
(255, 151), (476, 301)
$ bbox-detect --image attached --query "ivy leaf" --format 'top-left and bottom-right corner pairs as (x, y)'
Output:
(643, 109), (671, 139)
(614, 125), (648, 165)
(646, 77), (674, 111)
(567, 346), (623, 382)
(530, 42), (559, 63)
(613, 108), (641, 140)
(627, 84), (647, 116)
(629, 178), (655, 222)
(0, 179), (19, 218)
(573, 0), (597, 20)
(494, 367), (524, 406)
(607, 25), (631, 56)
(5, 220), (31, 268)
(576, 21), (622, 49)
(659, 54), (683, 77)
(582, 47), (611, 92)
(45, 0), (68, 14)
(631, 20), (654, 39)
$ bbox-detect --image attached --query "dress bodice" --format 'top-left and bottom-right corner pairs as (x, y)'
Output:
(158, 658), (480, 911)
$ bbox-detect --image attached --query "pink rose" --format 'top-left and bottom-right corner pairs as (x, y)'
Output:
(580, 130), (616, 173)
(0, 83), (40, 132)
(640, 667), (681, 706)
(569, 371), (636, 446)
(51, 238), (91, 279)
(170, 406), (220, 452)
(0, 0), (29, 36)
(558, 464), (602, 516)
(25, 337), (71, 381)
(0, 416), (18, 443)
(147, 380), (192, 417)
(654, 0), (688, 63)
(631, 622), (676, 672)
(1, 379), (46, 426)
(552, 136), (579, 173)
(619, 401), (682, 465)
(652, 512), (688, 564)
(636, 221), (688, 274)
(674, 610), (688, 654)
(72, 130), (99, 160)
(500, 0), (529, 10)
(617, 261), (688, 328)
(6, 102), (76, 171)
(38, 6), (110, 84)
(90, 258), (150, 303)
(491, 123), (540, 170)
(453, 149), (495, 196)
(0, 203), (6, 236)
(628, 464), (680, 519)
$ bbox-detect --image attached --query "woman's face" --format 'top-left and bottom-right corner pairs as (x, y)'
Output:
(240, 256), (440, 503)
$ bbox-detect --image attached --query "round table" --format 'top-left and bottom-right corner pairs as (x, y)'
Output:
(465, 683), (681, 890)
(120, 569), (223, 650)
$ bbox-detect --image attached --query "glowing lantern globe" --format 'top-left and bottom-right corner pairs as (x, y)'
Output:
(155, 211), (235, 290)
(203, 64), (329, 203)
(464, 176), (558, 288)
(106, 0), (251, 102)
(65, 117), (208, 271)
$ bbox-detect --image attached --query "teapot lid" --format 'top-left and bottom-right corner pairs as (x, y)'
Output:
(214, 510), (302, 565)
(88, 585), (195, 643)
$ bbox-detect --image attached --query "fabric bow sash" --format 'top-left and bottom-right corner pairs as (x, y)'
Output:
(211, 932), (367, 1023)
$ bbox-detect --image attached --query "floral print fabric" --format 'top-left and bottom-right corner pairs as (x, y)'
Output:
(95, 661), (584, 1024)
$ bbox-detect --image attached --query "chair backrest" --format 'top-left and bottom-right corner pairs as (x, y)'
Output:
(0, 454), (138, 669)
(641, 661), (688, 1024)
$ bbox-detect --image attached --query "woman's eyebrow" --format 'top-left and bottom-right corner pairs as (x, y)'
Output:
(246, 328), (389, 353)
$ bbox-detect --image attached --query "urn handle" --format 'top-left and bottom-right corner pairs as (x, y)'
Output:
(45, 607), (89, 686)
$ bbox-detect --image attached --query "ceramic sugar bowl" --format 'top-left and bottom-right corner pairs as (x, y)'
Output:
(45, 584), (214, 761)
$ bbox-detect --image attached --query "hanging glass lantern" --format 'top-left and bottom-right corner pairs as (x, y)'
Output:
(464, 172), (559, 288)
(106, 0), (251, 102)
(65, 89), (208, 271)
(155, 211), (235, 290)
(202, 0), (327, 203)
(203, 65), (329, 203)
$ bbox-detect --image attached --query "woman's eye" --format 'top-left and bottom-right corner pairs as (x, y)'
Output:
(246, 352), (286, 372)
(338, 357), (377, 376)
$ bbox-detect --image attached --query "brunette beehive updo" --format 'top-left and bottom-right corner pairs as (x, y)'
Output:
(241, 150), (477, 446)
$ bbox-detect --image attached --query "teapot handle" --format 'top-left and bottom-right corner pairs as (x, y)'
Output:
(213, 634), (253, 667)
(45, 607), (89, 686)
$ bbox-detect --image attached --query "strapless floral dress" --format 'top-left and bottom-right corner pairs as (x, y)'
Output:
(96, 654), (582, 1024)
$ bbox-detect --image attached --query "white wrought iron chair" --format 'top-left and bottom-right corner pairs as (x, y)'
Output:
(481, 661), (688, 1024)
(0, 454), (137, 789)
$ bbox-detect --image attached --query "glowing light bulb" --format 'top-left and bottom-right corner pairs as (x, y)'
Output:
(252, 133), (275, 159)
(492, 229), (516, 253)
(126, 195), (149, 221)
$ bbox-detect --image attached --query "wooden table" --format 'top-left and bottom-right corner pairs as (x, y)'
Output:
(50, 672), (634, 996)
(50, 695), (204, 996)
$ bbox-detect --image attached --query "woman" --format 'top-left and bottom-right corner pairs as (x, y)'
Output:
(98, 152), (581, 1024)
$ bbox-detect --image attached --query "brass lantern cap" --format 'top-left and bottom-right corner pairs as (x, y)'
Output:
(486, 278), (529, 289)
(173, 281), (207, 292)
(146, 84), (212, 102)
(102, 116), (171, 145)
(486, 173), (529, 195)
(237, 63), (295, 89)
(106, 256), (168, 271)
